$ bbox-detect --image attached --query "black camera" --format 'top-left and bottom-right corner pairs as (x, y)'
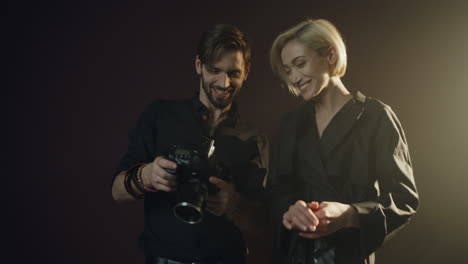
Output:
(165, 140), (230, 224)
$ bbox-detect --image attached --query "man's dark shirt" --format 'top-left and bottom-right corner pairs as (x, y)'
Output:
(114, 95), (269, 261)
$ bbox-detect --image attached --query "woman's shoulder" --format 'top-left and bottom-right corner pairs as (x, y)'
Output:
(359, 92), (396, 119)
(358, 92), (405, 135)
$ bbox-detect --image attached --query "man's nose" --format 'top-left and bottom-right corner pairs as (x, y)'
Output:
(216, 73), (230, 88)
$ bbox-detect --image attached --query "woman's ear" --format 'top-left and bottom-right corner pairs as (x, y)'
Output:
(328, 48), (337, 65)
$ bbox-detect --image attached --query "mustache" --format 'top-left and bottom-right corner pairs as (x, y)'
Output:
(210, 85), (233, 92)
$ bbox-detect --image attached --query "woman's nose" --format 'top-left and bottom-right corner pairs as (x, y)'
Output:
(290, 71), (301, 87)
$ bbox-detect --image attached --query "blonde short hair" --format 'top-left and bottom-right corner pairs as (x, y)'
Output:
(270, 19), (347, 95)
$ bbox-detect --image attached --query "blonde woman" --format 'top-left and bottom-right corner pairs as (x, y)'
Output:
(268, 19), (419, 264)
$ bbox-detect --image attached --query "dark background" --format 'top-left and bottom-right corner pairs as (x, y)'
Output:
(10, 0), (468, 263)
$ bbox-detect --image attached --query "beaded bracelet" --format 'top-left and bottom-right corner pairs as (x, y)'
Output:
(124, 163), (145, 199)
(132, 163), (158, 193)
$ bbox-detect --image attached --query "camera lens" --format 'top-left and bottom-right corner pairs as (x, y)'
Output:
(174, 202), (203, 224)
(173, 179), (207, 224)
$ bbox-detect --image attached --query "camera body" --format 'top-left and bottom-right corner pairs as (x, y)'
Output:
(165, 142), (230, 224)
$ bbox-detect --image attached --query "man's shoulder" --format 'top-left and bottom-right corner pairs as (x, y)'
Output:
(146, 98), (191, 109)
(143, 98), (192, 116)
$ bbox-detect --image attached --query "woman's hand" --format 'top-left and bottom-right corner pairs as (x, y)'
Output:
(283, 200), (320, 232)
(298, 201), (360, 239)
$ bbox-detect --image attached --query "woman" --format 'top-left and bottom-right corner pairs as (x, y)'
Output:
(268, 19), (419, 264)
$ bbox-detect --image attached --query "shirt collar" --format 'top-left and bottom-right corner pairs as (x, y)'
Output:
(305, 90), (367, 115)
(191, 93), (240, 128)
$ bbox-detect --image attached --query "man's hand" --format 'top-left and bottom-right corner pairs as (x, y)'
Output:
(206, 177), (240, 216)
(141, 156), (178, 192)
(283, 200), (320, 232)
(298, 201), (360, 239)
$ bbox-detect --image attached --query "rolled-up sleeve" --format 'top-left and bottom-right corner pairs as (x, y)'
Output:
(352, 105), (419, 257)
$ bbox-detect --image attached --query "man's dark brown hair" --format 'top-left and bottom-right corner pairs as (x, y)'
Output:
(196, 24), (251, 70)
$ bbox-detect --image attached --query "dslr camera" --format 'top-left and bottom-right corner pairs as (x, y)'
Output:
(165, 139), (230, 224)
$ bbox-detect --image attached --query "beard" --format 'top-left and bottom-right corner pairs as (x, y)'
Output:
(201, 74), (237, 109)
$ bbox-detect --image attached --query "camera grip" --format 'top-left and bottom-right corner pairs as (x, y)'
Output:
(165, 168), (177, 174)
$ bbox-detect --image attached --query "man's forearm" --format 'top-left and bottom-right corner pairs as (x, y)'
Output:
(111, 171), (144, 203)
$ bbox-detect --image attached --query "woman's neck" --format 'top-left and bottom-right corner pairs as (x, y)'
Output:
(315, 77), (352, 114)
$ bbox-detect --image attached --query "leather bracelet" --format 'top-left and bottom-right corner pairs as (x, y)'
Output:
(132, 163), (158, 193)
(124, 163), (145, 199)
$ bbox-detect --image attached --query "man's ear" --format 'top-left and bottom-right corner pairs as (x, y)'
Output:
(328, 48), (337, 65)
(244, 63), (251, 81)
(195, 55), (202, 75)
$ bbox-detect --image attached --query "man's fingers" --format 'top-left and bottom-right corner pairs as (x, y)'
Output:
(209, 177), (229, 190)
(155, 156), (177, 170)
(154, 166), (177, 181)
(152, 176), (177, 188)
(153, 183), (173, 192)
(206, 206), (222, 216)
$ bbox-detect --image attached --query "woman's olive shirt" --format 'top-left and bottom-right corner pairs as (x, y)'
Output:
(268, 92), (419, 264)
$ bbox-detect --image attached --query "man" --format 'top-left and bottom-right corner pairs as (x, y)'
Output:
(111, 24), (269, 264)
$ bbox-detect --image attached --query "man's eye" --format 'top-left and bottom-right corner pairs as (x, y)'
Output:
(228, 72), (241, 78)
(207, 67), (219, 73)
(297, 62), (305, 68)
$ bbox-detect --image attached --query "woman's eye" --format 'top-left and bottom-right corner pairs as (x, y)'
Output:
(297, 62), (305, 68)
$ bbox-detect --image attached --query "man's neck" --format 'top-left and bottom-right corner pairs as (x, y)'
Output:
(199, 90), (232, 129)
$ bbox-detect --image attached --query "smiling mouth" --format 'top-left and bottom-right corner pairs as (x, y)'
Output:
(212, 87), (233, 97)
(298, 80), (310, 90)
